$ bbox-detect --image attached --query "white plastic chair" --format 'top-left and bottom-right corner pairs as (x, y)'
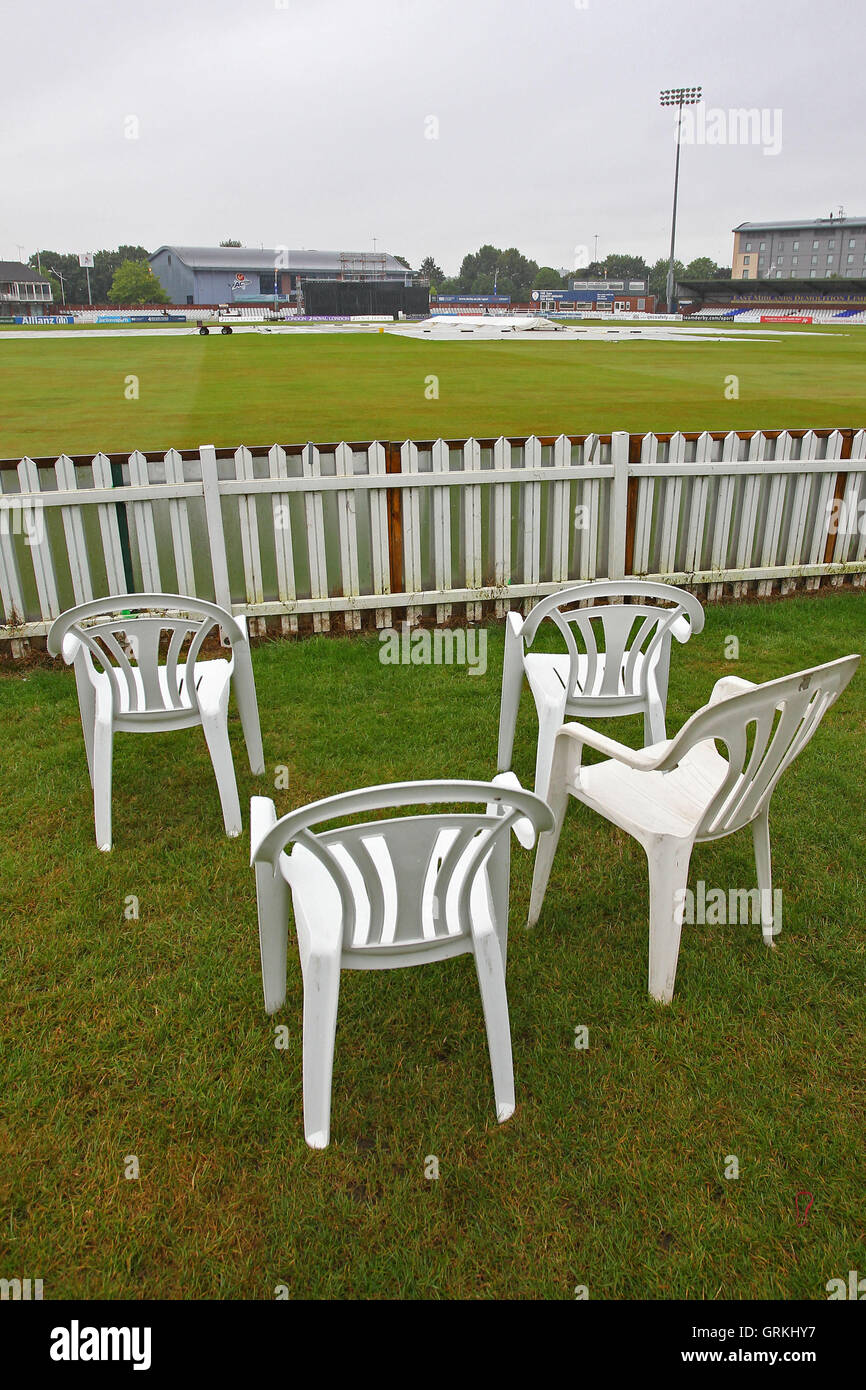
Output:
(47, 594), (265, 850)
(498, 580), (705, 796)
(251, 773), (554, 1148)
(528, 655), (860, 1003)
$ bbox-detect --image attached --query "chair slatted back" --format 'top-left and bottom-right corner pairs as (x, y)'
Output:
(253, 781), (555, 956)
(552, 603), (683, 700)
(656, 656), (860, 838)
(522, 581), (704, 703)
(47, 594), (246, 720)
(75, 616), (213, 714)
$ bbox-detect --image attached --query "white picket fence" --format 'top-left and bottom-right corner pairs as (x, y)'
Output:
(1, 429), (865, 643)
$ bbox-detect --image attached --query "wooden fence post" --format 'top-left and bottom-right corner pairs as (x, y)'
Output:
(385, 441), (404, 599)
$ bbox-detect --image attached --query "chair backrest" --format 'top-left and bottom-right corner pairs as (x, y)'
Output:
(252, 780), (554, 956)
(521, 581), (704, 702)
(656, 655), (860, 838)
(47, 594), (246, 718)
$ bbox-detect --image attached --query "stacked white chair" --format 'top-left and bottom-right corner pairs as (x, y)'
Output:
(47, 594), (265, 850)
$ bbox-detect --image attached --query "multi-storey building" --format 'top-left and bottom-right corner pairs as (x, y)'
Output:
(732, 216), (866, 280)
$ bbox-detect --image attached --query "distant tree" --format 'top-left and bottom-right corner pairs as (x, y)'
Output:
(419, 255), (444, 284)
(535, 266), (565, 290)
(30, 246), (150, 303)
(92, 246), (150, 302)
(713, 265), (733, 279)
(649, 256), (685, 305)
(684, 256), (718, 280)
(392, 254), (412, 269)
(601, 253), (650, 281)
(573, 261), (605, 281)
(108, 260), (170, 304)
(454, 245), (539, 301)
(220, 239), (242, 247)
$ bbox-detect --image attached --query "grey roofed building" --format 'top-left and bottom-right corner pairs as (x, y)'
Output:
(732, 215), (866, 281)
(149, 245), (414, 305)
(733, 217), (866, 232)
(0, 260), (53, 315)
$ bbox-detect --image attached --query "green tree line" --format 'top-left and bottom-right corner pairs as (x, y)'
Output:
(418, 246), (732, 302)
(26, 246), (168, 305)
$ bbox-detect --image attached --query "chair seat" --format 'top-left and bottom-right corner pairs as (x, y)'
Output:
(281, 838), (498, 966)
(95, 657), (232, 722)
(524, 648), (659, 708)
(574, 738), (731, 839)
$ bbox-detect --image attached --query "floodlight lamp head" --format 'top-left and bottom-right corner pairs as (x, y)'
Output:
(659, 86), (703, 106)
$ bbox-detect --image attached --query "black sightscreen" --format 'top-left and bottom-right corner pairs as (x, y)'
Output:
(303, 280), (430, 317)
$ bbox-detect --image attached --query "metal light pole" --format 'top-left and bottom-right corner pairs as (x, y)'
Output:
(45, 266), (67, 306)
(660, 85), (702, 313)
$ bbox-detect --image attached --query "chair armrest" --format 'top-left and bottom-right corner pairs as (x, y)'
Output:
(707, 675), (757, 707)
(233, 613), (249, 641)
(553, 722), (673, 773)
(61, 632), (83, 664)
(671, 613), (692, 643)
(487, 771), (538, 847)
(505, 609), (524, 642)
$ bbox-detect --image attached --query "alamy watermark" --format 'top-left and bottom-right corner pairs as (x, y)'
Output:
(675, 104), (782, 157)
(826, 1269), (866, 1299)
(1, 1276), (43, 1300)
(0, 498), (44, 546)
(379, 623), (487, 676)
(49, 1322), (152, 1370)
(674, 880), (781, 932)
(825, 496), (866, 538)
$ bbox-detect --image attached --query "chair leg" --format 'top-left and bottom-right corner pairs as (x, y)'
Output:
(73, 658), (96, 786)
(497, 635), (524, 773)
(645, 835), (694, 1004)
(752, 808), (777, 946)
(472, 925), (515, 1123)
(527, 800), (569, 929)
(233, 647), (265, 775)
(301, 949), (341, 1149)
(533, 697), (566, 799)
(92, 717), (114, 852)
(200, 700), (242, 837)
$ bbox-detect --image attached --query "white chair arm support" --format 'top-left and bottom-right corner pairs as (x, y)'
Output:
(250, 795), (278, 865)
(505, 610), (525, 642)
(61, 632), (83, 665)
(553, 721), (673, 774)
(707, 675), (758, 707)
(489, 771), (539, 847)
(671, 613), (692, 643)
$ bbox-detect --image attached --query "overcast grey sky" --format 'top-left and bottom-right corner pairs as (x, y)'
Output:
(3, 0), (863, 272)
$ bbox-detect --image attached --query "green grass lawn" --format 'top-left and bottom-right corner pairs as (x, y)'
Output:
(1, 592), (864, 1299)
(1, 325), (865, 458)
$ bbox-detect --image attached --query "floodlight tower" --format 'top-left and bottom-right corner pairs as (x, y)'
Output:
(659, 85), (702, 313)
